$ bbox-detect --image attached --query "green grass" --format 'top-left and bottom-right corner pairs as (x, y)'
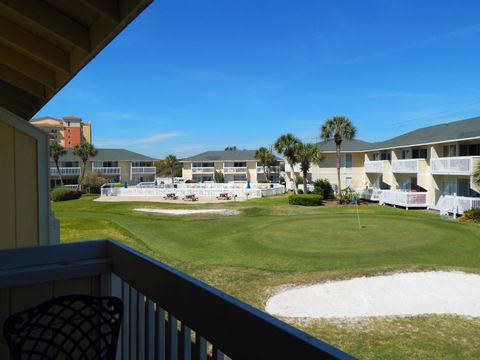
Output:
(52, 195), (480, 359)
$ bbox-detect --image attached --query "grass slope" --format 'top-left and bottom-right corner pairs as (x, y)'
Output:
(53, 195), (480, 359)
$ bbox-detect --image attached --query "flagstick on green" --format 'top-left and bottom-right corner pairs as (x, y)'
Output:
(354, 193), (362, 231)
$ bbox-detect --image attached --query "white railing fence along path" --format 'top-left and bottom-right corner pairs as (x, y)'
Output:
(379, 190), (427, 209)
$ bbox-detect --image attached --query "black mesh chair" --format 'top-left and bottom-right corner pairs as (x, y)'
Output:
(3, 294), (123, 360)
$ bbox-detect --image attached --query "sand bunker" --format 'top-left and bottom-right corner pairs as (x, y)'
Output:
(134, 208), (239, 216)
(266, 271), (480, 318)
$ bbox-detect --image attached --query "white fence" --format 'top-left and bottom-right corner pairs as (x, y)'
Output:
(356, 188), (383, 201)
(430, 157), (474, 175)
(257, 166), (281, 173)
(392, 159), (419, 173)
(379, 190), (428, 209)
(192, 167), (215, 173)
(364, 160), (384, 173)
(224, 167), (248, 173)
(64, 184), (80, 190)
(102, 183), (285, 198)
(434, 195), (480, 215)
(93, 166), (121, 175)
(131, 166), (156, 174)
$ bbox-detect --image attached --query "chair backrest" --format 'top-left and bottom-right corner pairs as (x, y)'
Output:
(3, 294), (123, 360)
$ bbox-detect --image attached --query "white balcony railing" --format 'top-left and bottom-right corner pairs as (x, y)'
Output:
(50, 167), (81, 176)
(224, 166), (248, 173)
(0, 240), (352, 359)
(257, 166), (281, 173)
(379, 190), (428, 209)
(392, 159), (419, 173)
(356, 188), (383, 202)
(93, 167), (121, 175)
(192, 167), (215, 173)
(434, 195), (480, 215)
(364, 160), (385, 173)
(430, 156), (477, 175)
(131, 166), (156, 174)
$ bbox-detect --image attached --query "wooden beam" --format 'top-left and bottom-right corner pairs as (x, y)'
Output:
(0, 43), (56, 89)
(0, 16), (70, 73)
(80, 0), (120, 23)
(0, 80), (39, 109)
(0, 63), (46, 100)
(0, 0), (91, 52)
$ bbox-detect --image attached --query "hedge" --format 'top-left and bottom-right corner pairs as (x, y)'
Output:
(463, 208), (480, 222)
(288, 194), (323, 206)
(51, 187), (81, 202)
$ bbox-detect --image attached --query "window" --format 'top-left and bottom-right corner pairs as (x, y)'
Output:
(380, 152), (391, 161)
(443, 145), (456, 157)
(345, 177), (353, 188)
(345, 153), (352, 168)
(372, 153), (379, 161)
(412, 148), (427, 159)
(401, 150), (409, 159)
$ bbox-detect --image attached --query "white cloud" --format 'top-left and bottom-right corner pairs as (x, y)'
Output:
(96, 132), (180, 147)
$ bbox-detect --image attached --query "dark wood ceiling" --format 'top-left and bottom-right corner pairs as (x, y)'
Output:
(0, 0), (152, 119)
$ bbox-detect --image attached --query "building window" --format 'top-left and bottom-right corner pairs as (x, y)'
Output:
(412, 148), (427, 159)
(345, 177), (353, 188)
(380, 152), (391, 161)
(345, 153), (352, 168)
(443, 145), (456, 157)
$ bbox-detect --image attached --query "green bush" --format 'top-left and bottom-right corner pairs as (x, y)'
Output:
(297, 189), (304, 194)
(295, 175), (304, 186)
(113, 183), (124, 188)
(463, 208), (480, 222)
(51, 187), (81, 202)
(81, 171), (107, 194)
(313, 179), (334, 199)
(337, 188), (355, 204)
(214, 170), (224, 183)
(288, 194), (323, 206)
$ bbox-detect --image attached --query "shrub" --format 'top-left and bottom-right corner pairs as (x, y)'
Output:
(295, 175), (304, 186)
(113, 183), (124, 188)
(463, 208), (480, 222)
(297, 189), (304, 194)
(257, 179), (268, 184)
(288, 194), (323, 206)
(81, 171), (107, 194)
(313, 179), (334, 199)
(214, 170), (224, 183)
(51, 187), (81, 202)
(337, 188), (355, 204)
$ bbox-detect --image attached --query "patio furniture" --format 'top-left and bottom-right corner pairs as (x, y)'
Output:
(3, 294), (123, 360)
(164, 193), (178, 200)
(216, 193), (231, 200)
(183, 194), (198, 201)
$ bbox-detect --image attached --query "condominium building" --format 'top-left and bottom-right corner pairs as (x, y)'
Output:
(287, 116), (480, 212)
(181, 150), (283, 183)
(30, 115), (92, 148)
(50, 148), (157, 187)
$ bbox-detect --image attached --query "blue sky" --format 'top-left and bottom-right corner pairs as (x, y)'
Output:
(37, 0), (480, 158)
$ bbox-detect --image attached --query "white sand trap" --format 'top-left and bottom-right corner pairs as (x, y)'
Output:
(134, 208), (239, 216)
(266, 271), (480, 318)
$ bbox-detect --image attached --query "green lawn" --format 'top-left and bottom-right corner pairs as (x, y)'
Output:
(52, 195), (480, 359)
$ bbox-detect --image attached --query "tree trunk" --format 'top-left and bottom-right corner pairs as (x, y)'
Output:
(80, 159), (87, 186)
(290, 161), (298, 194)
(336, 143), (341, 195)
(263, 164), (267, 182)
(303, 170), (308, 194)
(55, 160), (64, 186)
(266, 165), (271, 183)
(171, 168), (174, 184)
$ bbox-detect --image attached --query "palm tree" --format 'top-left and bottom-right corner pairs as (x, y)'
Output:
(255, 147), (273, 182)
(274, 134), (301, 194)
(49, 143), (66, 186)
(297, 143), (324, 193)
(473, 165), (480, 188)
(72, 142), (98, 185)
(163, 155), (179, 184)
(320, 116), (356, 192)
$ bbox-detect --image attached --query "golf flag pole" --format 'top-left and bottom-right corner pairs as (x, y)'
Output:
(354, 193), (362, 230)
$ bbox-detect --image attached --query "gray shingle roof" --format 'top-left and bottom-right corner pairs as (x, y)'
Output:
(58, 148), (156, 161)
(319, 116), (480, 152)
(181, 150), (281, 162)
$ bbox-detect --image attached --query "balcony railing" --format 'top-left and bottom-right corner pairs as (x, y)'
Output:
(356, 188), (383, 201)
(256, 166), (281, 173)
(131, 166), (157, 174)
(0, 240), (352, 359)
(50, 167), (81, 176)
(223, 167), (247, 173)
(364, 160), (385, 173)
(192, 167), (215, 173)
(391, 159), (420, 173)
(93, 167), (121, 175)
(434, 195), (480, 215)
(430, 156), (478, 175)
(379, 190), (428, 209)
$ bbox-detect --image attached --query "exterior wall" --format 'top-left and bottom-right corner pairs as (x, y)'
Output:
(182, 161), (192, 180)
(64, 126), (82, 148)
(83, 122), (92, 143)
(247, 161), (257, 183)
(310, 153), (365, 190)
(119, 161), (131, 183)
(0, 107), (58, 249)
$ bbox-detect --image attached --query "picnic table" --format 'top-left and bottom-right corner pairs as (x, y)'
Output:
(216, 193), (231, 200)
(183, 194), (198, 201)
(164, 193), (178, 200)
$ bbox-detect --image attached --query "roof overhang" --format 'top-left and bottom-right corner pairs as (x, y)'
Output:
(0, 0), (153, 120)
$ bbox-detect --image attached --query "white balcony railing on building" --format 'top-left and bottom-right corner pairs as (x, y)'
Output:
(192, 167), (215, 173)
(93, 167), (121, 175)
(364, 160), (385, 173)
(224, 167), (248, 173)
(430, 156), (477, 175)
(0, 240), (353, 359)
(131, 166), (156, 174)
(379, 190), (428, 209)
(257, 166), (281, 173)
(392, 159), (419, 173)
(50, 167), (81, 176)
(434, 195), (480, 215)
(356, 188), (383, 202)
